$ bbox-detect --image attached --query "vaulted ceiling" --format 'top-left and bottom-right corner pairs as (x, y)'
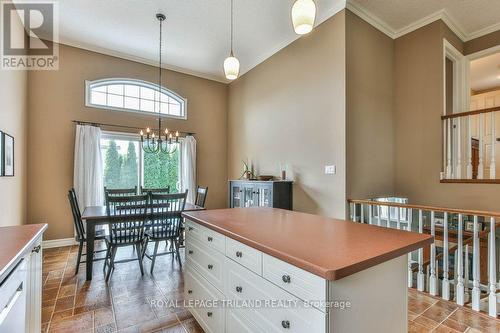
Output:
(27, 0), (500, 83)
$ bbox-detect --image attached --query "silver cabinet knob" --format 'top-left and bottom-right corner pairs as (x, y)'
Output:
(207, 312), (213, 317)
(208, 264), (214, 270)
(32, 245), (41, 253)
(236, 251), (243, 258)
(188, 250), (193, 255)
(282, 275), (291, 283)
(187, 290), (193, 294)
(236, 286), (243, 293)
(207, 236), (213, 242)
(282, 320), (290, 329)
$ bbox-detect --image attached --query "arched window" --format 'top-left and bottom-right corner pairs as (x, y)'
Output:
(85, 78), (187, 119)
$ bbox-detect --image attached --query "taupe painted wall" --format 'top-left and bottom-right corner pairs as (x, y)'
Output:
(464, 30), (500, 55)
(27, 44), (228, 240)
(345, 10), (394, 200)
(0, 14), (28, 227)
(227, 11), (346, 218)
(393, 21), (500, 211)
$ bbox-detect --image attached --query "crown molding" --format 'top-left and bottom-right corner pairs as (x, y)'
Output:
(347, 0), (500, 43)
(58, 37), (229, 84)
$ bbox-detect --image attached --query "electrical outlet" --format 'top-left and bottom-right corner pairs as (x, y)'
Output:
(325, 165), (336, 175)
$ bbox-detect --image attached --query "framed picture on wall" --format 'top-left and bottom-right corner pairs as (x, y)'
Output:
(3, 133), (14, 177)
(0, 131), (3, 176)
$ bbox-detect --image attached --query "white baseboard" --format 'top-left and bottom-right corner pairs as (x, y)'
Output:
(42, 237), (77, 249)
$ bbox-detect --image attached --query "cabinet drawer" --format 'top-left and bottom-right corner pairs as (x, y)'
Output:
(225, 237), (262, 275)
(225, 258), (326, 333)
(185, 219), (225, 254)
(226, 309), (267, 333)
(186, 236), (225, 291)
(263, 254), (326, 311)
(185, 268), (225, 333)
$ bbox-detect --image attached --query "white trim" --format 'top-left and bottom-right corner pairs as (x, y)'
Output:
(345, 1), (395, 38)
(347, 0), (500, 42)
(85, 78), (187, 120)
(42, 238), (77, 249)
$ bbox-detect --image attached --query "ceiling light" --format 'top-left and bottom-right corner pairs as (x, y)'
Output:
(291, 0), (316, 35)
(224, 0), (240, 80)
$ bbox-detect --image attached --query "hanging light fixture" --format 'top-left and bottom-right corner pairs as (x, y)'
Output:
(140, 13), (179, 155)
(291, 0), (316, 35)
(224, 0), (240, 80)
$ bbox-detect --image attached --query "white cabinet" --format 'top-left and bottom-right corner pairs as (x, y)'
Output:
(0, 235), (43, 333)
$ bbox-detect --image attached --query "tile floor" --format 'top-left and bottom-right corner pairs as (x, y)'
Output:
(42, 244), (500, 333)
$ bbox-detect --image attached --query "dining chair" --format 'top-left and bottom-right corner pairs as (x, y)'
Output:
(143, 190), (188, 274)
(195, 186), (208, 208)
(104, 186), (138, 197)
(68, 188), (108, 275)
(140, 186), (170, 195)
(104, 194), (149, 282)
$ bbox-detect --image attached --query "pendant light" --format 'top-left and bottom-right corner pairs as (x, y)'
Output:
(291, 0), (316, 35)
(224, 0), (240, 80)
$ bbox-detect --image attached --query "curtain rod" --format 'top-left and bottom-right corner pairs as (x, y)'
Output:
(71, 120), (196, 136)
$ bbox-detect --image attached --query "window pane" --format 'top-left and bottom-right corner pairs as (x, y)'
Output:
(102, 139), (139, 189)
(140, 99), (154, 112)
(140, 87), (155, 100)
(90, 91), (106, 105)
(92, 85), (106, 93)
(108, 94), (124, 108)
(107, 84), (124, 95)
(124, 85), (140, 98)
(169, 103), (181, 116)
(159, 102), (168, 114)
(143, 144), (180, 191)
(124, 97), (140, 110)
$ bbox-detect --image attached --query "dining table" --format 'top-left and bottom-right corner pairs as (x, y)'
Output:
(81, 202), (205, 280)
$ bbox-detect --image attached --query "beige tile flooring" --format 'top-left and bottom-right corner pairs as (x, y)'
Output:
(42, 244), (500, 333)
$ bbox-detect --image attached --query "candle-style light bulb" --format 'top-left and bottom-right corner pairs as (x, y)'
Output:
(175, 131), (179, 137)
(152, 132), (155, 139)
(146, 127), (150, 133)
(140, 130), (144, 136)
(164, 128), (169, 134)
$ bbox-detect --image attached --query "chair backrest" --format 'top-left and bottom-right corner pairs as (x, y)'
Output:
(149, 191), (188, 239)
(140, 186), (170, 195)
(104, 186), (138, 197)
(68, 188), (85, 241)
(105, 194), (149, 244)
(195, 186), (208, 207)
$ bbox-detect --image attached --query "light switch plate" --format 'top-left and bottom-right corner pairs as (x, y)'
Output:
(325, 165), (336, 175)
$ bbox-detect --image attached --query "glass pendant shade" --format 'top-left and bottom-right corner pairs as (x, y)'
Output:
(291, 0), (316, 35)
(224, 54), (240, 80)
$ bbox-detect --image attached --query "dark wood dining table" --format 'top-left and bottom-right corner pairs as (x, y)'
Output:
(81, 203), (205, 280)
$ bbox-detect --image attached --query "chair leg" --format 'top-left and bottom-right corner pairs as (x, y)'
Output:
(105, 246), (117, 282)
(174, 239), (182, 268)
(136, 243), (145, 276)
(75, 241), (83, 275)
(103, 245), (111, 273)
(150, 241), (160, 275)
(142, 238), (149, 259)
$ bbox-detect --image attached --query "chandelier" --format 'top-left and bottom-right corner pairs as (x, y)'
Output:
(140, 13), (179, 155)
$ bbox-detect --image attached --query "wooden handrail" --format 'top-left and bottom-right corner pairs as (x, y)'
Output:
(441, 106), (500, 120)
(348, 199), (500, 218)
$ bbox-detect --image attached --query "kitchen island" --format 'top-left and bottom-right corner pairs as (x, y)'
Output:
(182, 208), (433, 333)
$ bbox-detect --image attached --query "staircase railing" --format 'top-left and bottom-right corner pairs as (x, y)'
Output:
(348, 198), (499, 318)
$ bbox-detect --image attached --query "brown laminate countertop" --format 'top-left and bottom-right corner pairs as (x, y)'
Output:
(182, 208), (433, 281)
(0, 224), (47, 283)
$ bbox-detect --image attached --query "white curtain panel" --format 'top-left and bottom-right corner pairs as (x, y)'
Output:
(180, 135), (197, 204)
(74, 125), (104, 211)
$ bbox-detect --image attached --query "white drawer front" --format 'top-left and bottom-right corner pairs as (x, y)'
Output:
(185, 219), (225, 253)
(185, 268), (225, 333)
(263, 254), (326, 311)
(225, 258), (326, 333)
(226, 309), (267, 333)
(186, 235), (225, 291)
(225, 237), (262, 275)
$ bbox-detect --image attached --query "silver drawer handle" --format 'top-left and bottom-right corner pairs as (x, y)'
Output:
(188, 290), (193, 294)
(32, 245), (41, 253)
(236, 251), (243, 258)
(207, 236), (213, 242)
(236, 286), (243, 293)
(207, 312), (213, 317)
(282, 320), (290, 329)
(282, 275), (291, 283)
(208, 264), (214, 270)
(188, 250), (194, 255)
